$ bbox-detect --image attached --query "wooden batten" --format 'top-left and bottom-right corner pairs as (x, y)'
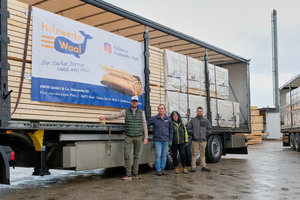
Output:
(251, 115), (263, 124)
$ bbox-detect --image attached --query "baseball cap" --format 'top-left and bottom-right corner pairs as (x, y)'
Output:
(131, 96), (139, 101)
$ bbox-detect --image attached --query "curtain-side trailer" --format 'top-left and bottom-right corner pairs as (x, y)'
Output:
(280, 74), (300, 151)
(0, 0), (251, 183)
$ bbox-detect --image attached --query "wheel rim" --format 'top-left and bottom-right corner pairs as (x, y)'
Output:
(212, 138), (220, 156)
(290, 134), (295, 149)
(295, 135), (299, 149)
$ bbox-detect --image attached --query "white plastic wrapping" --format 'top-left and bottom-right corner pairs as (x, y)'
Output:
(165, 50), (229, 100)
(187, 57), (203, 91)
(166, 91), (239, 127)
(284, 87), (300, 126)
(215, 66), (229, 100)
(211, 99), (239, 127)
(165, 50), (187, 92)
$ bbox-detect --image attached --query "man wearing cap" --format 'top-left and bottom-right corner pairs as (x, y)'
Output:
(99, 96), (148, 180)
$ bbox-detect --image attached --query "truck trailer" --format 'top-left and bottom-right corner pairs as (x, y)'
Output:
(280, 73), (300, 150)
(0, 0), (251, 183)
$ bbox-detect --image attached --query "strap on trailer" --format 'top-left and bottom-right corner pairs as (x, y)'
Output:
(12, 5), (32, 115)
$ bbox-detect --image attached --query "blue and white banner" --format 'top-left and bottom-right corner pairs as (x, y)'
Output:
(31, 8), (145, 108)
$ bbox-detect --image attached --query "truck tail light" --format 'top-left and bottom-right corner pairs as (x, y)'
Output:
(11, 151), (15, 161)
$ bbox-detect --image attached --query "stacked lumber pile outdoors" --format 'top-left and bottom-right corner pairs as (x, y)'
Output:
(246, 106), (265, 145)
(149, 46), (165, 116)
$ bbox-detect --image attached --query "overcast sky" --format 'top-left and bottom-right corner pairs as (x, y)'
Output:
(104, 0), (300, 108)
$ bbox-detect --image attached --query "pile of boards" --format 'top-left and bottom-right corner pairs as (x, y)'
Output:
(242, 106), (265, 145)
(283, 86), (300, 127)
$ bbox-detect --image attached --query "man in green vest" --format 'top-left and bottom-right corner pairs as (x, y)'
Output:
(99, 96), (148, 180)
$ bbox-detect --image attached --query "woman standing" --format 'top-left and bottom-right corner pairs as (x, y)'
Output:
(170, 111), (189, 174)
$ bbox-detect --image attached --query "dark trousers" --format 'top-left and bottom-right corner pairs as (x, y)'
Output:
(171, 143), (186, 168)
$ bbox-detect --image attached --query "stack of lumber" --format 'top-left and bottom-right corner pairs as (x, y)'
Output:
(246, 106), (265, 145)
(7, 0), (165, 123)
(149, 46), (165, 116)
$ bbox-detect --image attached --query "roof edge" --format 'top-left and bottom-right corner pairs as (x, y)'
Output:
(279, 73), (300, 90)
(81, 0), (249, 63)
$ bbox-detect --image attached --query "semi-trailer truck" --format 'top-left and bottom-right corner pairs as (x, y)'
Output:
(0, 0), (251, 184)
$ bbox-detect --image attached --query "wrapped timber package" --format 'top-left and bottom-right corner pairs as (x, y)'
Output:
(166, 91), (239, 127)
(210, 99), (240, 128)
(284, 87), (300, 127)
(165, 49), (229, 100)
(199, 64), (229, 100)
(164, 49), (187, 92)
(187, 56), (203, 95)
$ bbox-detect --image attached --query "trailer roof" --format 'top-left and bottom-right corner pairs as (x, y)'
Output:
(19, 0), (249, 65)
(280, 73), (300, 90)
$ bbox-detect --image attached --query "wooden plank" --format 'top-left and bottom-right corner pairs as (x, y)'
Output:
(251, 130), (263, 135)
(251, 106), (258, 110)
(8, 18), (32, 30)
(251, 115), (263, 124)
(251, 110), (260, 116)
(10, 97), (124, 112)
(9, 0), (29, 9)
(11, 113), (124, 123)
(11, 103), (123, 116)
(251, 123), (264, 131)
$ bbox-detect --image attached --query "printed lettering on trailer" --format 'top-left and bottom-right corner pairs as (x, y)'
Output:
(31, 8), (145, 109)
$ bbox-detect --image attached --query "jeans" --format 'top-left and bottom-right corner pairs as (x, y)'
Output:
(154, 141), (169, 172)
(171, 143), (186, 167)
(124, 135), (143, 176)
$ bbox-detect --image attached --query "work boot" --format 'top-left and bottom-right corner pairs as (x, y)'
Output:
(174, 167), (179, 174)
(202, 167), (212, 172)
(183, 168), (189, 174)
(191, 167), (196, 172)
(161, 170), (167, 175)
(157, 171), (162, 176)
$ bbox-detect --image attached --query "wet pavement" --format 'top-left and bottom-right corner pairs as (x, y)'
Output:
(1, 140), (300, 200)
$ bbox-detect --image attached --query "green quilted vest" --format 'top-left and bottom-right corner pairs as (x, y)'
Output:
(125, 108), (143, 137)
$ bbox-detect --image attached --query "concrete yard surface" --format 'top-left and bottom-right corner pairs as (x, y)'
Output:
(1, 140), (299, 200)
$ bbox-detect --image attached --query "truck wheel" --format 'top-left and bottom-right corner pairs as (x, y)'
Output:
(206, 135), (222, 163)
(165, 148), (173, 170)
(290, 133), (296, 151)
(295, 133), (300, 152)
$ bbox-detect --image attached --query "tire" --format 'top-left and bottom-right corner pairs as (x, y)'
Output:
(165, 147), (173, 170)
(290, 133), (296, 151)
(295, 133), (300, 152)
(206, 135), (222, 163)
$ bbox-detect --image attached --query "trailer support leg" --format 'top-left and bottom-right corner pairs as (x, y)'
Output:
(28, 130), (50, 176)
(32, 146), (50, 176)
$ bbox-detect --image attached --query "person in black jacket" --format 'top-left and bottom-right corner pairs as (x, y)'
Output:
(170, 111), (189, 174)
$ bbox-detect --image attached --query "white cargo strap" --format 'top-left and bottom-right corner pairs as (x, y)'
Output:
(214, 66), (220, 127)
